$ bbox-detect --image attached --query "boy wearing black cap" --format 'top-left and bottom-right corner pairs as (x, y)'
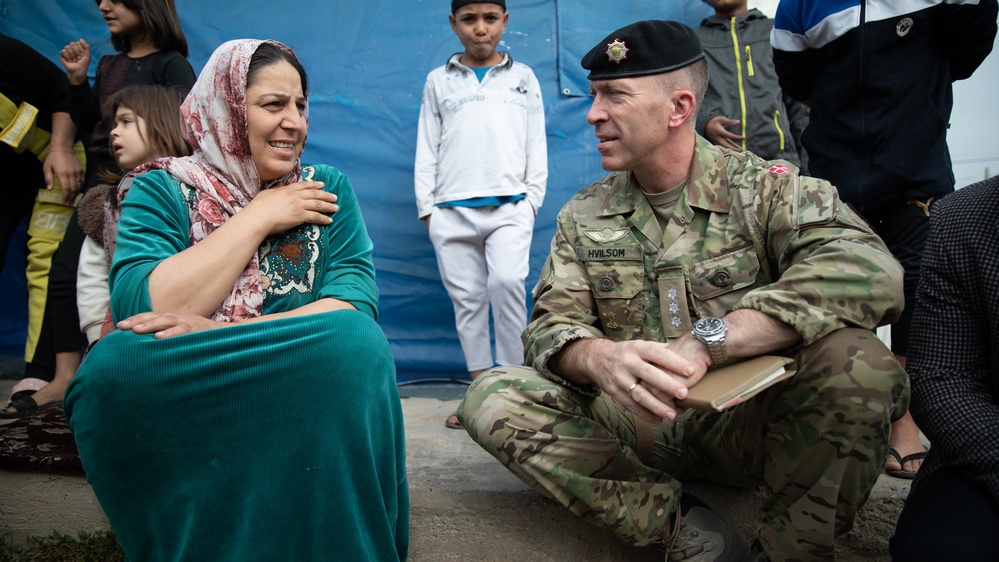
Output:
(414, 1), (547, 430)
(459, 19), (907, 562)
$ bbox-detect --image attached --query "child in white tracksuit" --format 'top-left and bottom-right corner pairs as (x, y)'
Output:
(414, 1), (547, 427)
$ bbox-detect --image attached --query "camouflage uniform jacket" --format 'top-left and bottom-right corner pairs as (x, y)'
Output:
(526, 135), (903, 392)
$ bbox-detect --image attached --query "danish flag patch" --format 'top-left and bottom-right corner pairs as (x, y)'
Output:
(768, 163), (790, 174)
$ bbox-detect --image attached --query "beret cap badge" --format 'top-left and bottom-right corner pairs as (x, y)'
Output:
(581, 20), (705, 80)
(605, 39), (628, 63)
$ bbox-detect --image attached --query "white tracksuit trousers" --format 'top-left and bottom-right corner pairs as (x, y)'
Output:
(428, 199), (534, 372)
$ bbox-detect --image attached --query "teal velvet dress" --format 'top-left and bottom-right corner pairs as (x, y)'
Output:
(65, 165), (409, 561)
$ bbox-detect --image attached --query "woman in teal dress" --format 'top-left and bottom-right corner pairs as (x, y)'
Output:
(64, 39), (409, 561)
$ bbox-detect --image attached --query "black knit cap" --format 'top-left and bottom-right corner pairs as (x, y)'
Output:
(452, 0), (506, 13)
(581, 20), (704, 80)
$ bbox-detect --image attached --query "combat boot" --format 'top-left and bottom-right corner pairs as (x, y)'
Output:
(663, 493), (752, 562)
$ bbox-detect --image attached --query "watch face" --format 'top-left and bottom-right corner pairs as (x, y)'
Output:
(694, 317), (725, 336)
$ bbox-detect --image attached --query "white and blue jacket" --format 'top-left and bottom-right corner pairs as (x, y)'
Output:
(771, 0), (997, 212)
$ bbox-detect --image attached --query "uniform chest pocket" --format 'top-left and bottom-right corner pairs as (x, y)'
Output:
(690, 246), (761, 304)
(587, 262), (644, 337)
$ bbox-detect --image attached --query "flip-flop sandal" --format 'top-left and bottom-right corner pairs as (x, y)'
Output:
(445, 412), (463, 430)
(885, 446), (928, 479)
(0, 393), (59, 420)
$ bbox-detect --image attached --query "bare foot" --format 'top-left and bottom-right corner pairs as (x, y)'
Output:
(5, 350), (80, 415)
(886, 411), (926, 475)
(887, 356), (927, 476)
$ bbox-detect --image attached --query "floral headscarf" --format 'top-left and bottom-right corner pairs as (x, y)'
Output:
(113, 39), (308, 323)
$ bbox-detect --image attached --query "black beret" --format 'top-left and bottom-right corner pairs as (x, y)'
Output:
(581, 20), (704, 80)
(452, 0), (506, 13)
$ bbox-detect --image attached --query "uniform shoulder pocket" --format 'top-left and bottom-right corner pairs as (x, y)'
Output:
(795, 176), (875, 234)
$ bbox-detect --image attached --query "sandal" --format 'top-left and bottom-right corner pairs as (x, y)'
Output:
(445, 412), (463, 430)
(0, 393), (59, 419)
(885, 446), (928, 479)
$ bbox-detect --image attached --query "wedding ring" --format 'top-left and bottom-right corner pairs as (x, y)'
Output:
(627, 381), (639, 399)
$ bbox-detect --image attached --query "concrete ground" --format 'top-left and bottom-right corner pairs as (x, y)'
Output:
(399, 381), (914, 561)
(1, 374), (914, 560)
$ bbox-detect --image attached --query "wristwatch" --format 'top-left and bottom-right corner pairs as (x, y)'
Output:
(692, 317), (728, 366)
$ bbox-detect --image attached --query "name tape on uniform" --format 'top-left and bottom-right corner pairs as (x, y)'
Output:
(576, 246), (643, 261)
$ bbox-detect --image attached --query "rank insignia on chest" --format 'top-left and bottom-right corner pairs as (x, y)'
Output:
(604, 312), (620, 330)
(656, 267), (693, 339)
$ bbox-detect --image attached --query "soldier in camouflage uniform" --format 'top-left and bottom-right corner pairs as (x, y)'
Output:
(457, 20), (909, 562)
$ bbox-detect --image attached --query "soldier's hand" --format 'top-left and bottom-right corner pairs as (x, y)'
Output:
(579, 339), (708, 423)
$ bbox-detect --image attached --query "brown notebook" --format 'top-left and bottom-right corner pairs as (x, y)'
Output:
(677, 355), (795, 412)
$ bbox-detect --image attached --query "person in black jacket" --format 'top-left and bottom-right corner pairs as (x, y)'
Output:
(890, 176), (999, 560)
(0, 34), (84, 264)
(771, 0), (998, 480)
(0, 33), (84, 419)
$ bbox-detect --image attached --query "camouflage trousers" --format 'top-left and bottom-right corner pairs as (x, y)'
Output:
(457, 328), (909, 562)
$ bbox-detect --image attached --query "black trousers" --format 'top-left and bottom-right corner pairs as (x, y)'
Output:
(861, 198), (935, 356)
(0, 178), (40, 274)
(891, 466), (999, 560)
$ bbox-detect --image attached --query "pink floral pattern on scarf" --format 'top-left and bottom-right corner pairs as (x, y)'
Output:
(114, 39), (308, 322)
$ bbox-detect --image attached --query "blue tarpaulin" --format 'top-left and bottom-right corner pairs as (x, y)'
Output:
(0, 0), (713, 379)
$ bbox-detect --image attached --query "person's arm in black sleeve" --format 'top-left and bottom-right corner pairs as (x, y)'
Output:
(907, 192), (999, 505)
(61, 40), (100, 137)
(941, 0), (998, 81)
(67, 65), (99, 138)
(770, 4), (816, 105)
(772, 48), (815, 105)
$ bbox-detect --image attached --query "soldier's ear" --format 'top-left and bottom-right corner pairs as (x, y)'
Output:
(668, 89), (696, 128)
